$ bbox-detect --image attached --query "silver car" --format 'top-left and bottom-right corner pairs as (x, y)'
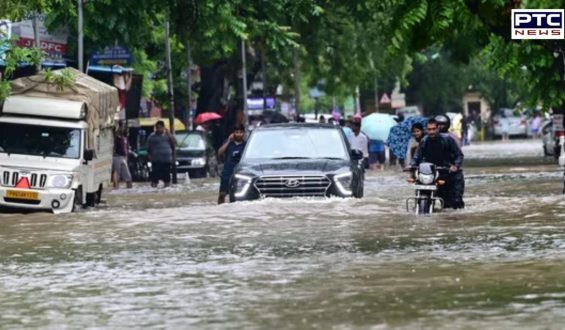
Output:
(541, 120), (556, 156)
(493, 108), (528, 138)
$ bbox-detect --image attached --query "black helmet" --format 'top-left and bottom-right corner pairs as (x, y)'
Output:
(434, 114), (451, 132)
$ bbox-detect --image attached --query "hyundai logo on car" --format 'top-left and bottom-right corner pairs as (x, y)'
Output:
(285, 179), (300, 188)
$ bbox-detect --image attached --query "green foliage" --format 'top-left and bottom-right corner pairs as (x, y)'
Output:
(0, 38), (43, 101)
(131, 48), (166, 99)
(0, 81), (10, 102)
(6, 0), (562, 116)
(386, 0), (565, 110)
(2, 44), (42, 78)
(43, 67), (77, 90)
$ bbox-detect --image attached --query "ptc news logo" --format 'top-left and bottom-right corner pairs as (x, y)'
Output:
(512, 9), (564, 39)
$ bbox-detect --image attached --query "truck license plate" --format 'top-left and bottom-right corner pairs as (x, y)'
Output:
(6, 190), (39, 200)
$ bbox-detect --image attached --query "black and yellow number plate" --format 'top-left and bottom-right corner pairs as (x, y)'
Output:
(6, 190), (39, 200)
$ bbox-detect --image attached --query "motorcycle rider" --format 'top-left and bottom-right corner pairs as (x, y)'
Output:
(435, 114), (461, 147)
(435, 114), (465, 208)
(409, 118), (465, 209)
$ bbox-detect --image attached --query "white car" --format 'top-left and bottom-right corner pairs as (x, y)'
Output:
(493, 108), (528, 138)
(541, 120), (556, 156)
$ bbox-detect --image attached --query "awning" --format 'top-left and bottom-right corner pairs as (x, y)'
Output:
(86, 65), (134, 74)
(0, 59), (66, 68)
(127, 117), (186, 131)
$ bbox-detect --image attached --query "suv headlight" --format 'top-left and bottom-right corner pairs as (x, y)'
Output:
(47, 174), (73, 188)
(334, 172), (353, 195)
(191, 157), (206, 166)
(234, 174), (252, 197)
(418, 173), (435, 185)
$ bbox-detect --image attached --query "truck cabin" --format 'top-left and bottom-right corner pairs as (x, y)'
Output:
(0, 96), (90, 161)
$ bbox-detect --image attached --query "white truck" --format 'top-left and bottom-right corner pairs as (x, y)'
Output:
(0, 68), (119, 213)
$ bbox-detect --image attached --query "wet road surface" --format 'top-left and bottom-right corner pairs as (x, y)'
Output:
(1, 140), (565, 329)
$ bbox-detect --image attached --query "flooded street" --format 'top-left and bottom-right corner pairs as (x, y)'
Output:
(2, 140), (565, 329)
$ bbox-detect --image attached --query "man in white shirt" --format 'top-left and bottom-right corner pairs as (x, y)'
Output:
(348, 120), (369, 169)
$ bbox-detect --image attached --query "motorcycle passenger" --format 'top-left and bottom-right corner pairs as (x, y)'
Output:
(410, 118), (465, 209)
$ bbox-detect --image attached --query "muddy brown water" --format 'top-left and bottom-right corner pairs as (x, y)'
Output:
(1, 140), (565, 329)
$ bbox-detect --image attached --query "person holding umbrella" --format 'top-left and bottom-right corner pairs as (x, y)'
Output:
(361, 113), (398, 171)
(194, 112), (222, 131)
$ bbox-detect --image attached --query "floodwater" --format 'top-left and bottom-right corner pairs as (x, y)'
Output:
(1, 140), (565, 329)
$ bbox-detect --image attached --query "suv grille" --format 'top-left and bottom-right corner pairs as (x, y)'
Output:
(1, 170), (47, 189)
(254, 175), (331, 198)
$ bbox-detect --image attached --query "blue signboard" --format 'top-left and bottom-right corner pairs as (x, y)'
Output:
(0, 20), (10, 63)
(90, 46), (132, 66)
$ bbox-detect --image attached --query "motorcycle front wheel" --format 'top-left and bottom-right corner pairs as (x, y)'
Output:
(418, 197), (431, 214)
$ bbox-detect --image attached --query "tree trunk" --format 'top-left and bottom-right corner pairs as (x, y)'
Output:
(196, 62), (227, 116)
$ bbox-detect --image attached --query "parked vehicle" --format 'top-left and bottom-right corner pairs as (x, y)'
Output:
(541, 120), (556, 157)
(0, 68), (118, 213)
(229, 123), (364, 202)
(127, 149), (150, 181)
(175, 130), (217, 178)
(493, 108), (528, 138)
(396, 106), (421, 118)
(406, 162), (448, 214)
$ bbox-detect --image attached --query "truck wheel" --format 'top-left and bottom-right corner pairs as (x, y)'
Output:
(72, 187), (83, 212)
(86, 186), (103, 207)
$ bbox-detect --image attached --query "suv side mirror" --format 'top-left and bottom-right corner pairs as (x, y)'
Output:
(83, 149), (95, 162)
(232, 150), (242, 163)
(350, 149), (364, 161)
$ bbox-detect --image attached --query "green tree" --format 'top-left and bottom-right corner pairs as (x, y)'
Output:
(386, 0), (565, 111)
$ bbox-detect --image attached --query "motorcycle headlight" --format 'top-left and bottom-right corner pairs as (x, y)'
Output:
(418, 173), (435, 185)
(191, 157), (206, 166)
(334, 172), (353, 195)
(47, 174), (73, 188)
(234, 174), (252, 197)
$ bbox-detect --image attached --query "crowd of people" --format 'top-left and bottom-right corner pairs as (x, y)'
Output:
(340, 113), (466, 209)
(110, 113), (466, 209)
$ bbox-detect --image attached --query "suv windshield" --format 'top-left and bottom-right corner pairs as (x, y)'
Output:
(176, 132), (205, 150)
(0, 123), (81, 159)
(243, 128), (348, 160)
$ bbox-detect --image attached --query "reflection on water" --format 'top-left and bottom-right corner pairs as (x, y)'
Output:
(1, 140), (565, 329)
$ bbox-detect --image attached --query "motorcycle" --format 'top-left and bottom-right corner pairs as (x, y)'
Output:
(405, 162), (448, 214)
(127, 149), (150, 182)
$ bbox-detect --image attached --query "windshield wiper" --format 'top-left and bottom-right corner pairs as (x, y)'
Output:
(272, 156), (312, 160)
(0, 145), (11, 156)
(321, 157), (344, 160)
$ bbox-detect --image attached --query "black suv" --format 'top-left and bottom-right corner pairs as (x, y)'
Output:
(175, 130), (217, 178)
(229, 123), (364, 202)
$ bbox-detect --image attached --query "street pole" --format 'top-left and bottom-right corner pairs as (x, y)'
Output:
(186, 41), (193, 131)
(355, 86), (361, 116)
(165, 20), (177, 184)
(374, 77), (379, 113)
(241, 39), (248, 124)
(32, 13), (41, 71)
(293, 48), (301, 117)
(78, 0), (84, 72)
(261, 45), (267, 111)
